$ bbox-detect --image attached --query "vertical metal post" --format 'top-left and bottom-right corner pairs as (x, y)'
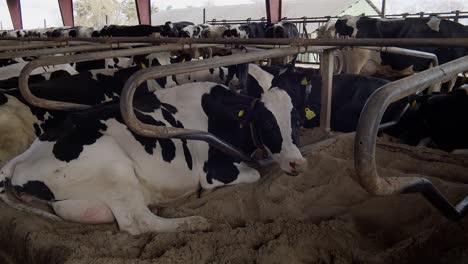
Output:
(265, 0), (282, 24)
(381, 0), (386, 18)
(203, 8), (206, 24)
(6, 0), (23, 30)
(320, 49), (334, 131)
(454, 10), (460, 23)
(44, 19), (46, 28)
(57, 0), (74, 27)
(135, 0), (151, 25)
(105, 14), (109, 25)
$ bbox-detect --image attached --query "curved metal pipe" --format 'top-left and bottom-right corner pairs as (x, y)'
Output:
(120, 46), (318, 164)
(17, 44), (218, 111)
(354, 55), (468, 220)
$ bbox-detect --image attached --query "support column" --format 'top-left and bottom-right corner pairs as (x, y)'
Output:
(320, 49), (334, 131)
(58, 0), (74, 27)
(135, 0), (151, 25)
(265, 0), (281, 24)
(6, 0), (23, 30)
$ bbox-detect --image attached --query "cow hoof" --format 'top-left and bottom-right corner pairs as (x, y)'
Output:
(179, 216), (211, 232)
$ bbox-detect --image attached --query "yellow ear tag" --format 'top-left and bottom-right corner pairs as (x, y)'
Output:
(305, 108), (316, 120)
(238, 109), (245, 118)
(411, 100), (418, 108)
(140, 62), (147, 69)
(301, 77), (308, 86)
(182, 57), (186, 63)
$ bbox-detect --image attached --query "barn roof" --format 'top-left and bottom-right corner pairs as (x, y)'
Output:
(151, 0), (381, 25)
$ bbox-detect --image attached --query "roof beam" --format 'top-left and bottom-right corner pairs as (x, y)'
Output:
(58, 0), (74, 27)
(6, 0), (23, 30)
(265, 0), (281, 24)
(135, 0), (151, 25)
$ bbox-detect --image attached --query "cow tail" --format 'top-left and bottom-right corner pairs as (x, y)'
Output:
(0, 152), (62, 222)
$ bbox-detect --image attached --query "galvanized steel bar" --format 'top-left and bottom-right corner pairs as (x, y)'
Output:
(0, 43), (148, 59)
(2, 37), (468, 48)
(354, 55), (468, 220)
(18, 43), (219, 110)
(120, 46), (324, 163)
(319, 49), (333, 131)
(358, 46), (440, 92)
(0, 41), (74, 52)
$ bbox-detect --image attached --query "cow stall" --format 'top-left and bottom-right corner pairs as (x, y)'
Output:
(0, 34), (468, 262)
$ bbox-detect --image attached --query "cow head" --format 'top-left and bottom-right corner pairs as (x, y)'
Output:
(254, 88), (306, 175)
(162, 22), (179, 37)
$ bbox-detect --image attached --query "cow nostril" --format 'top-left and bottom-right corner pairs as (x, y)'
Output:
(289, 162), (296, 169)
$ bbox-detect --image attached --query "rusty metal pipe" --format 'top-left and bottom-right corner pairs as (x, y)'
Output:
(2, 37), (468, 47)
(18, 44), (219, 110)
(0, 43), (149, 60)
(120, 46), (323, 163)
(354, 55), (468, 220)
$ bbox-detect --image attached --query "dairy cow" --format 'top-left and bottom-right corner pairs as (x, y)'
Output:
(230, 64), (408, 132)
(0, 82), (306, 235)
(386, 86), (468, 152)
(0, 52), (229, 166)
(320, 15), (468, 91)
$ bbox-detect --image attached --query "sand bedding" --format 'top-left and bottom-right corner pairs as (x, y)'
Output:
(1, 129), (468, 264)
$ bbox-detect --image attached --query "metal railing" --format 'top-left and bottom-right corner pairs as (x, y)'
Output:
(207, 10), (468, 64)
(355, 55), (468, 220)
(17, 43), (219, 110)
(9, 36), (468, 220)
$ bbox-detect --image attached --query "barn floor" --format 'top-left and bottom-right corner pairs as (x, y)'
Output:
(1, 129), (468, 264)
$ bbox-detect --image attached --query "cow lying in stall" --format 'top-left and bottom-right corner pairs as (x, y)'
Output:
(0, 82), (306, 235)
(0, 52), (182, 165)
(318, 15), (468, 92)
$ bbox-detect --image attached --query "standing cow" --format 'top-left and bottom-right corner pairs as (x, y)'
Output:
(319, 15), (468, 91)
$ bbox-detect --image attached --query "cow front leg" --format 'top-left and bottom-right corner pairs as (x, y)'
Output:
(200, 160), (260, 189)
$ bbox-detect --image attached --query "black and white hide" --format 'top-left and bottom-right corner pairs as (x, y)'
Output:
(0, 82), (306, 235)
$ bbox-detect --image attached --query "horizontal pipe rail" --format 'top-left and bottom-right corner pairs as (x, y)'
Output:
(18, 43), (219, 110)
(357, 46), (440, 92)
(0, 43), (149, 60)
(0, 41), (91, 52)
(354, 54), (468, 220)
(2, 37), (468, 47)
(120, 46), (323, 164)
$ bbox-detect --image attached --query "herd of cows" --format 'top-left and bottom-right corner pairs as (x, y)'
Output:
(0, 15), (466, 234)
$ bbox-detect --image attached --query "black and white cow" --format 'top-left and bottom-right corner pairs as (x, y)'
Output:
(0, 70), (72, 89)
(231, 63), (408, 132)
(0, 62), (159, 166)
(98, 25), (163, 37)
(48, 26), (101, 38)
(386, 86), (468, 152)
(0, 82), (306, 235)
(0, 51), (228, 166)
(222, 24), (250, 38)
(265, 21), (300, 38)
(180, 24), (208, 38)
(0, 57), (78, 81)
(320, 15), (468, 91)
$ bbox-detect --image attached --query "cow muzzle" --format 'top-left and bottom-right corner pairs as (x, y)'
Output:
(284, 157), (307, 176)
